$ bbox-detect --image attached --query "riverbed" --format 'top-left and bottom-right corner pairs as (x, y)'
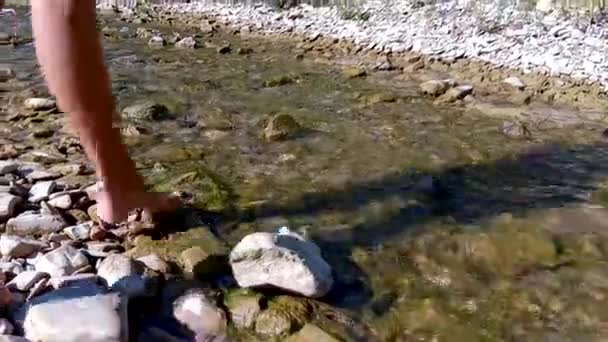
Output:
(3, 7), (608, 341)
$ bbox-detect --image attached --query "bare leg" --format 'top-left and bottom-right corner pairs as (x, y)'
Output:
(31, 0), (178, 223)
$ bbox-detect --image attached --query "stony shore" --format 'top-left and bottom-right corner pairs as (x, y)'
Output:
(100, 0), (608, 113)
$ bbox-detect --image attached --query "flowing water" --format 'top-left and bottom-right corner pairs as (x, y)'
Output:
(4, 8), (608, 341)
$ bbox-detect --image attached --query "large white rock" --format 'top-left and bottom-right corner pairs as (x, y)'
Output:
(173, 289), (227, 341)
(229, 232), (333, 298)
(34, 245), (89, 277)
(6, 213), (66, 236)
(22, 286), (128, 342)
(48, 194), (73, 210)
(0, 193), (21, 221)
(0, 235), (47, 258)
(97, 254), (153, 298)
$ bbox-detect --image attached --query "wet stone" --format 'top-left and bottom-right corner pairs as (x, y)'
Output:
(173, 289), (227, 340)
(0, 65), (15, 82)
(343, 67), (367, 78)
(26, 170), (60, 182)
(503, 76), (526, 90)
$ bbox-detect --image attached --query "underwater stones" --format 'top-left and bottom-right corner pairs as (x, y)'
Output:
(285, 323), (340, 342)
(175, 36), (198, 49)
(148, 35), (166, 48)
(223, 289), (262, 329)
(122, 101), (171, 121)
(420, 80), (450, 96)
(229, 232), (333, 298)
(503, 76), (526, 90)
(343, 67), (367, 78)
(263, 75), (294, 87)
(0, 65), (15, 82)
(253, 296), (310, 337)
(263, 114), (302, 142)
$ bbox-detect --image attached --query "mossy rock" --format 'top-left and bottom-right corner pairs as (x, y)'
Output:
(122, 101), (171, 121)
(263, 114), (302, 142)
(254, 296), (311, 337)
(263, 75), (295, 87)
(125, 226), (229, 262)
(342, 67), (366, 78)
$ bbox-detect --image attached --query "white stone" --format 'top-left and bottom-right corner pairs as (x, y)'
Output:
(23, 287), (128, 342)
(97, 254), (152, 298)
(29, 181), (56, 203)
(6, 213), (66, 236)
(34, 245), (89, 277)
(0, 193), (21, 221)
(229, 232), (333, 298)
(48, 194), (73, 210)
(175, 36), (198, 48)
(0, 235), (46, 258)
(24, 98), (56, 111)
(503, 76), (526, 90)
(64, 222), (93, 241)
(7, 271), (49, 291)
(173, 289), (227, 340)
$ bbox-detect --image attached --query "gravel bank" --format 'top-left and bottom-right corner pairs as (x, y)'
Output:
(139, 1), (608, 89)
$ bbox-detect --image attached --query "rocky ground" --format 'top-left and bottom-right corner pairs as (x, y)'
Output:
(3, 4), (608, 341)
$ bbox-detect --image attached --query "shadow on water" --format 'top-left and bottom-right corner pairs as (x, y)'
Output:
(240, 140), (608, 308)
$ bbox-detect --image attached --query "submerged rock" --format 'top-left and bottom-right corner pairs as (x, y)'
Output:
(503, 76), (526, 90)
(420, 80), (450, 96)
(343, 67), (367, 78)
(122, 101), (171, 121)
(173, 289), (227, 340)
(254, 296), (310, 337)
(285, 323), (340, 342)
(263, 75), (295, 87)
(264, 114), (302, 142)
(230, 232), (333, 298)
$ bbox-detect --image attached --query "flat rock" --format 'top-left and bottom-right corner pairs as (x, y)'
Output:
(97, 254), (154, 298)
(47, 194), (72, 210)
(230, 232), (333, 298)
(24, 98), (56, 111)
(6, 213), (66, 236)
(22, 287), (128, 342)
(173, 289), (227, 340)
(28, 181), (56, 203)
(137, 254), (170, 273)
(34, 245), (89, 277)
(7, 271), (49, 292)
(0, 235), (46, 258)
(64, 222), (93, 241)
(0, 193), (21, 221)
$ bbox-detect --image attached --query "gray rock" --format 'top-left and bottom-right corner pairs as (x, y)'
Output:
(47, 194), (72, 210)
(0, 161), (18, 176)
(34, 245), (89, 277)
(6, 213), (66, 236)
(122, 101), (170, 121)
(22, 287), (128, 342)
(173, 289), (227, 340)
(229, 232), (333, 298)
(148, 35), (166, 47)
(23, 98), (56, 111)
(97, 254), (154, 298)
(420, 80), (449, 96)
(49, 273), (99, 289)
(26, 170), (60, 182)
(175, 36), (198, 49)
(0, 235), (46, 258)
(137, 254), (170, 273)
(64, 222), (93, 241)
(0, 193), (21, 221)
(28, 181), (56, 203)
(0, 318), (14, 335)
(7, 271), (49, 292)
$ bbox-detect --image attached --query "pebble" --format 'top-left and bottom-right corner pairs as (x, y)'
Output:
(7, 271), (48, 292)
(0, 235), (46, 258)
(47, 194), (72, 210)
(22, 287), (128, 342)
(97, 254), (153, 297)
(230, 232), (334, 298)
(0, 318), (14, 335)
(6, 213), (66, 236)
(24, 98), (56, 111)
(0, 193), (20, 222)
(34, 245), (89, 277)
(64, 222), (94, 241)
(28, 180), (56, 203)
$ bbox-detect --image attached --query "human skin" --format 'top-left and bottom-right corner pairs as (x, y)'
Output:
(29, 0), (178, 223)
